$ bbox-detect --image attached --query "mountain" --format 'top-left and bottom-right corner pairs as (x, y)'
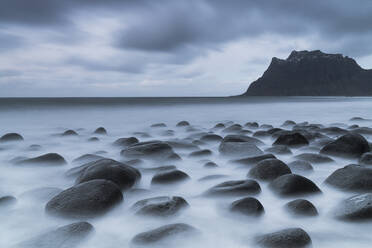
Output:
(241, 50), (372, 96)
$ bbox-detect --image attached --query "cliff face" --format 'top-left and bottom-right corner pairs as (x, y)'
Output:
(242, 50), (372, 96)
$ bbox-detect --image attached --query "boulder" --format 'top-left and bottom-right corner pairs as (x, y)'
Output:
(222, 124), (243, 133)
(324, 164), (372, 192)
(230, 197), (264, 217)
(204, 179), (261, 197)
(142, 165), (177, 173)
(62, 130), (78, 136)
(265, 145), (292, 155)
(287, 161), (313, 173)
(188, 149), (212, 157)
(248, 159), (291, 181)
(273, 133), (309, 147)
(231, 154), (276, 166)
(219, 142), (263, 158)
(15, 153), (66, 166)
(176, 121), (190, 127)
(245, 122), (259, 128)
(270, 174), (321, 196)
(285, 199), (318, 217)
(45, 179), (123, 219)
(121, 141), (177, 160)
(320, 133), (370, 158)
(151, 170), (190, 185)
(131, 196), (189, 217)
(200, 134), (223, 142)
(93, 127), (107, 135)
(113, 137), (139, 147)
(359, 152), (372, 165)
(151, 123), (166, 128)
(204, 161), (218, 168)
(255, 228), (312, 248)
(334, 193), (372, 221)
(221, 135), (264, 146)
(294, 153), (333, 164)
(0, 195), (17, 208)
(282, 120), (296, 127)
(0, 133), (23, 142)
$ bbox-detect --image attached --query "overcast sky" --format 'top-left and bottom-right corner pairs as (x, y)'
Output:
(0, 0), (372, 97)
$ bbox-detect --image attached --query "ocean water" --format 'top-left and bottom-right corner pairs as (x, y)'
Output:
(0, 97), (372, 248)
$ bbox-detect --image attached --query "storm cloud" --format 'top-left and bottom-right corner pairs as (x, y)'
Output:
(0, 0), (371, 96)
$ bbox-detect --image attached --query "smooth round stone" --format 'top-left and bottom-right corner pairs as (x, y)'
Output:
(204, 179), (261, 197)
(230, 197), (264, 217)
(334, 193), (372, 221)
(359, 152), (372, 165)
(255, 228), (312, 248)
(0, 133), (23, 142)
(151, 123), (167, 128)
(248, 159), (291, 181)
(285, 199), (318, 217)
(270, 174), (321, 196)
(294, 153), (333, 164)
(131, 196), (189, 217)
(94, 127), (107, 135)
(232, 154), (276, 166)
(188, 149), (212, 157)
(200, 134), (222, 142)
(151, 170), (190, 185)
(265, 145), (292, 155)
(273, 133), (309, 147)
(113, 137), (139, 147)
(320, 133), (370, 158)
(176, 121), (190, 127)
(0, 195), (17, 208)
(15, 153), (67, 166)
(62, 130), (78, 136)
(204, 161), (218, 168)
(287, 160), (314, 173)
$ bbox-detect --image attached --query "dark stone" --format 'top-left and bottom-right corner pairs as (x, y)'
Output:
(231, 154), (276, 166)
(219, 142), (263, 158)
(45, 179), (123, 219)
(0, 195), (17, 208)
(75, 159), (140, 190)
(265, 145), (292, 155)
(204, 161), (218, 168)
(94, 127), (107, 135)
(204, 179), (261, 197)
(245, 122), (259, 128)
(222, 124), (243, 133)
(131, 223), (198, 247)
(189, 149), (212, 157)
(200, 134), (223, 142)
(255, 228), (312, 248)
(253, 130), (271, 138)
(151, 170), (190, 185)
(121, 141), (176, 160)
(287, 161), (313, 173)
(248, 159), (291, 181)
(270, 174), (321, 196)
(285, 199), (318, 217)
(221, 135), (264, 146)
(350, 117), (371, 121)
(131, 196), (189, 217)
(359, 152), (372, 165)
(142, 165), (177, 173)
(320, 127), (349, 136)
(133, 132), (152, 138)
(151, 123), (167, 128)
(320, 133), (370, 158)
(62, 130), (78, 136)
(334, 193), (372, 221)
(14, 222), (94, 248)
(282, 120), (296, 127)
(15, 153), (67, 166)
(260, 124), (274, 130)
(214, 123), (226, 129)
(242, 49), (372, 96)
(88, 137), (99, 142)
(198, 174), (228, 182)
(273, 133), (309, 147)
(28, 144), (42, 151)
(0, 133), (23, 142)
(325, 164), (372, 192)
(176, 121), (190, 127)
(230, 197), (264, 217)
(113, 137), (139, 147)
(294, 153), (333, 164)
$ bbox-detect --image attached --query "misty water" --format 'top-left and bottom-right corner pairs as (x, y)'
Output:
(1, 97), (372, 248)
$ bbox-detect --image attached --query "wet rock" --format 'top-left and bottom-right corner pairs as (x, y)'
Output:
(62, 130), (78, 136)
(230, 197), (264, 217)
(231, 154), (276, 166)
(255, 228), (312, 248)
(260, 124), (274, 130)
(14, 222), (94, 248)
(72, 154), (104, 164)
(320, 133), (370, 158)
(88, 137), (99, 142)
(132, 196), (189, 217)
(21, 187), (62, 202)
(75, 159), (141, 190)
(294, 153), (333, 164)
(204, 161), (218, 168)
(248, 159), (291, 181)
(121, 141), (176, 160)
(350, 117), (369, 121)
(270, 174), (321, 196)
(113, 137), (139, 147)
(45, 179), (123, 219)
(253, 130), (271, 138)
(282, 120), (296, 127)
(334, 193), (372, 221)
(151, 123), (167, 128)
(0, 133), (23, 142)
(131, 223), (198, 247)
(189, 149), (212, 157)
(200, 134), (223, 142)
(94, 127), (107, 135)
(28, 144), (42, 151)
(213, 123), (225, 129)
(320, 127), (349, 136)
(198, 174), (228, 182)
(265, 145), (292, 155)
(273, 133), (309, 147)
(0, 195), (17, 208)
(325, 164), (372, 192)
(204, 179), (261, 197)
(285, 199), (318, 217)
(176, 121), (190, 127)
(222, 124), (243, 133)
(15, 153), (66, 166)
(142, 165), (177, 173)
(359, 152), (372, 165)
(287, 161), (313, 173)
(219, 142), (263, 158)
(245, 122), (259, 129)
(221, 135), (264, 146)
(151, 170), (190, 185)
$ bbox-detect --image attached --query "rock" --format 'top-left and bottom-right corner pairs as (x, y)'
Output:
(350, 117), (371, 121)
(133, 132), (152, 138)
(176, 121), (190, 127)
(204, 161), (218, 168)
(131, 196), (189, 217)
(62, 130), (78, 136)
(188, 149), (212, 157)
(334, 193), (372, 221)
(75, 159), (141, 190)
(28, 144), (42, 151)
(265, 145), (292, 155)
(14, 222), (94, 248)
(113, 137), (139, 147)
(45, 179), (123, 219)
(285, 199), (318, 217)
(15, 153), (67, 166)
(131, 223), (198, 247)
(142, 165), (177, 173)
(88, 137), (99, 142)
(294, 153), (333, 164)
(231, 154), (276, 166)
(198, 174), (228, 182)
(200, 134), (223, 142)
(273, 133), (309, 147)
(72, 154), (104, 164)
(204, 179), (261, 197)
(219, 142), (263, 158)
(270, 174), (321, 196)
(0, 133), (23, 142)
(260, 124), (274, 130)
(0, 195), (17, 208)
(151, 170), (190, 185)
(213, 123), (225, 129)
(320, 127), (349, 136)
(221, 135), (264, 146)
(282, 120), (296, 127)
(253, 130), (271, 138)
(151, 123), (166, 128)
(248, 159), (291, 181)
(245, 122), (259, 128)
(94, 127), (107, 135)
(324, 164), (372, 192)
(287, 161), (313, 173)
(222, 124), (243, 133)
(230, 197), (264, 217)
(255, 228), (312, 248)
(121, 141), (176, 160)
(320, 133), (370, 158)
(166, 140), (199, 150)
(359, 152), (372, 165)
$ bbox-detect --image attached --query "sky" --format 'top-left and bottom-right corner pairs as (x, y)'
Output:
(1, 0), (372, 97)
